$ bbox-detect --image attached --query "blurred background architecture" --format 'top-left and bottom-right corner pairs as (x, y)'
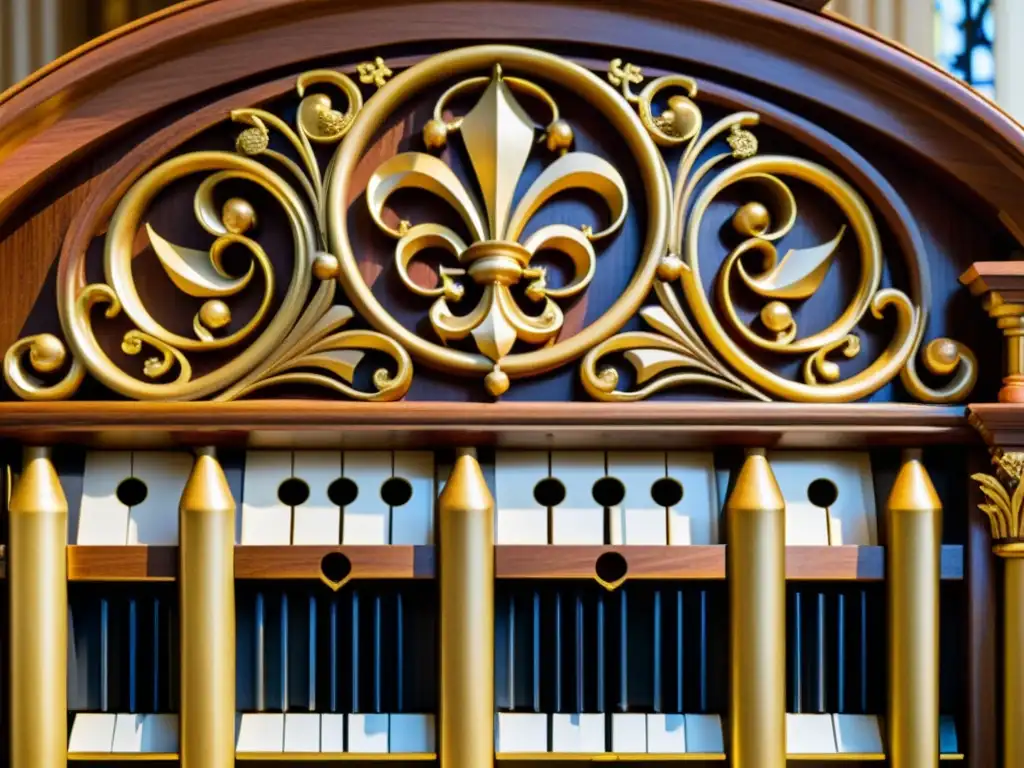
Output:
(0, 0), (1021, 121)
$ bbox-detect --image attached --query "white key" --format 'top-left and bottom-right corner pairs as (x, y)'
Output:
(770, 452), (876, 546)
(348, 713), (389, 752)
(320, 713), (346, 752)
(495, 452), (549, 544)
(611, 713), (647, 753)
(647, 713), (686, 753)
(78, 451), (131, 544)
(284, 713), (321, 753)
(550, 452), (604, 545)
(68, 712), (117, 753)
(129, 452), (192, 545)
(391, 452), (435, 545)
(241, 452), (293, 545)
(292, 452), (342, 545)
(833, 714), (882, 753)
(607, 452), (666, 544)
(111, 713), (178, 753)
(552, 713), (604, 753)
(343, 452), (392, 544)
(389, 713), (436, 753)
(666, 452), (718, 544)
(684, 713), (724, 753)
(495, 712), (548, 752)
(235, 712), (284, 752)
(786, 713), (837, 753)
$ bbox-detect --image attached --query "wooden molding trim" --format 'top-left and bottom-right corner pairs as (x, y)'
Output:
(969, 403), (1024, 448)
(0, 401), (973, 449)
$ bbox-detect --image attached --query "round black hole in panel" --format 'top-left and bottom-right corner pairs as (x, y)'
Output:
(592, 476), (626, 507)
(807, 478), (839, 509)
(651, 477), (684, 507)
(278, 477), (310, 507)
(116, 477), (148, 507)
(533, 477), (566, 507)
(320, 551), (352, 584)
(381, 477), (414, 507)
(595, 551), (628, 584)
(328, 477), (359, 507)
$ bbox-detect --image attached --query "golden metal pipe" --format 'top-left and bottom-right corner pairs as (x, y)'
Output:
(8, 446), (67, 768)
(1003, 553), (1024, 766)
(438, 447), (495, 768)
(179, 447), (236, 768)
(886, 450), (941, 768)
(726, 448), (786, 768)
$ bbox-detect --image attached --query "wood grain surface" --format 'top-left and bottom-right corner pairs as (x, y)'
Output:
(39, 543), (965, 582)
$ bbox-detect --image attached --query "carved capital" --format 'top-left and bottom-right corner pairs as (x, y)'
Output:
(961, 261), (1024, 403)
(971, 446), (1024, 557)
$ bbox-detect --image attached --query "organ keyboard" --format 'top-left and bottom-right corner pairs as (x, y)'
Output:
(1, 445), (968, 762)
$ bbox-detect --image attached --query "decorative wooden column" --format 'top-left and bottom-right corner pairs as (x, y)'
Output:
(437, 448), (495, 768)
(179, 447), (236, 768)
(967, 419), (1024, 768)
(7, 446), (67, 768)
(726, 448), (786, 768)
(886, 450), (941, 768)
(961, 262), (1024, 403)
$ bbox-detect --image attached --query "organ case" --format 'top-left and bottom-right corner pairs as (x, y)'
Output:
(0, 1), (1022, 767)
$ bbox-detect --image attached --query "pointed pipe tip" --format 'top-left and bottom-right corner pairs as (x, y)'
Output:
(725, 451), (784, 512)
(887, 458), (942, 512)
(180, 452), (236, 514)
(455, 447), (478, 460)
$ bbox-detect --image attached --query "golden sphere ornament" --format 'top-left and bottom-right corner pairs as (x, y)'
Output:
(313, 252), (340, 281)
(485, 365), (510, 397)
(222, 197), (256, 234)
(199, 299), (232, 330)
(664, 96), (700, 141)
(545, 119), (574, 152)
(423, 119), (448, 150)
(732, 202), (771, 237)
(760, 300), (793, 333)
(30, 334), (66, 373)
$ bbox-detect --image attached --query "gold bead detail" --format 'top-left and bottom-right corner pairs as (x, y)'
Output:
(199, 300), (232, 330)
(423, 119), (448, 150)
(29, 334), (66, 373)
(760, 301), (793, 333)
(235, 125), (269, 156)
(657, 253), (684, 282)
(313, 252), (340, 281)
(485, 366), (510, 397)
(222, 198), (256, 234)
(733, 202), (770, 237)
(546, 119), (574, 152)
(664, 96), (700, 141)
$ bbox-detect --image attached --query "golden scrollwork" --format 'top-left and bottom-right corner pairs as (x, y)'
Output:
(582, 60), (977, 403)
(3, 46), (981, 403)
(4, 61), (412, 402)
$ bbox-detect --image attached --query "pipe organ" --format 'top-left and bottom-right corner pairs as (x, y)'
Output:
(1, 1), (1023, 766)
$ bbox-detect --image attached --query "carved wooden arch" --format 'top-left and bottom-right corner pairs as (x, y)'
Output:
(0, 0), (1018, 405)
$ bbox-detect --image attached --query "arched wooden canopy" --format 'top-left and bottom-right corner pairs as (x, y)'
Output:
(0, 0), (1018, 409)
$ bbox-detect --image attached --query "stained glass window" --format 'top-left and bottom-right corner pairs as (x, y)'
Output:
(936, 0), (995, 97)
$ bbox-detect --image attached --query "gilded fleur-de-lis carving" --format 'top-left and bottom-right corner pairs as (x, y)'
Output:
(366, 64), (628, 393)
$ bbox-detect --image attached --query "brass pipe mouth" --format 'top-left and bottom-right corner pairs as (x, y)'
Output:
(594, 550), (628, 591)
(319, 550), (353, 591)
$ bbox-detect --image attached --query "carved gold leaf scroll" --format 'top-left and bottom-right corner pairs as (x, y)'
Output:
(4, 63), (412, 402)
(582, 59), (977, 403)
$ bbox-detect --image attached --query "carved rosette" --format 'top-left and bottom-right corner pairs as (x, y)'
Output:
(3, 45), (978, 404)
